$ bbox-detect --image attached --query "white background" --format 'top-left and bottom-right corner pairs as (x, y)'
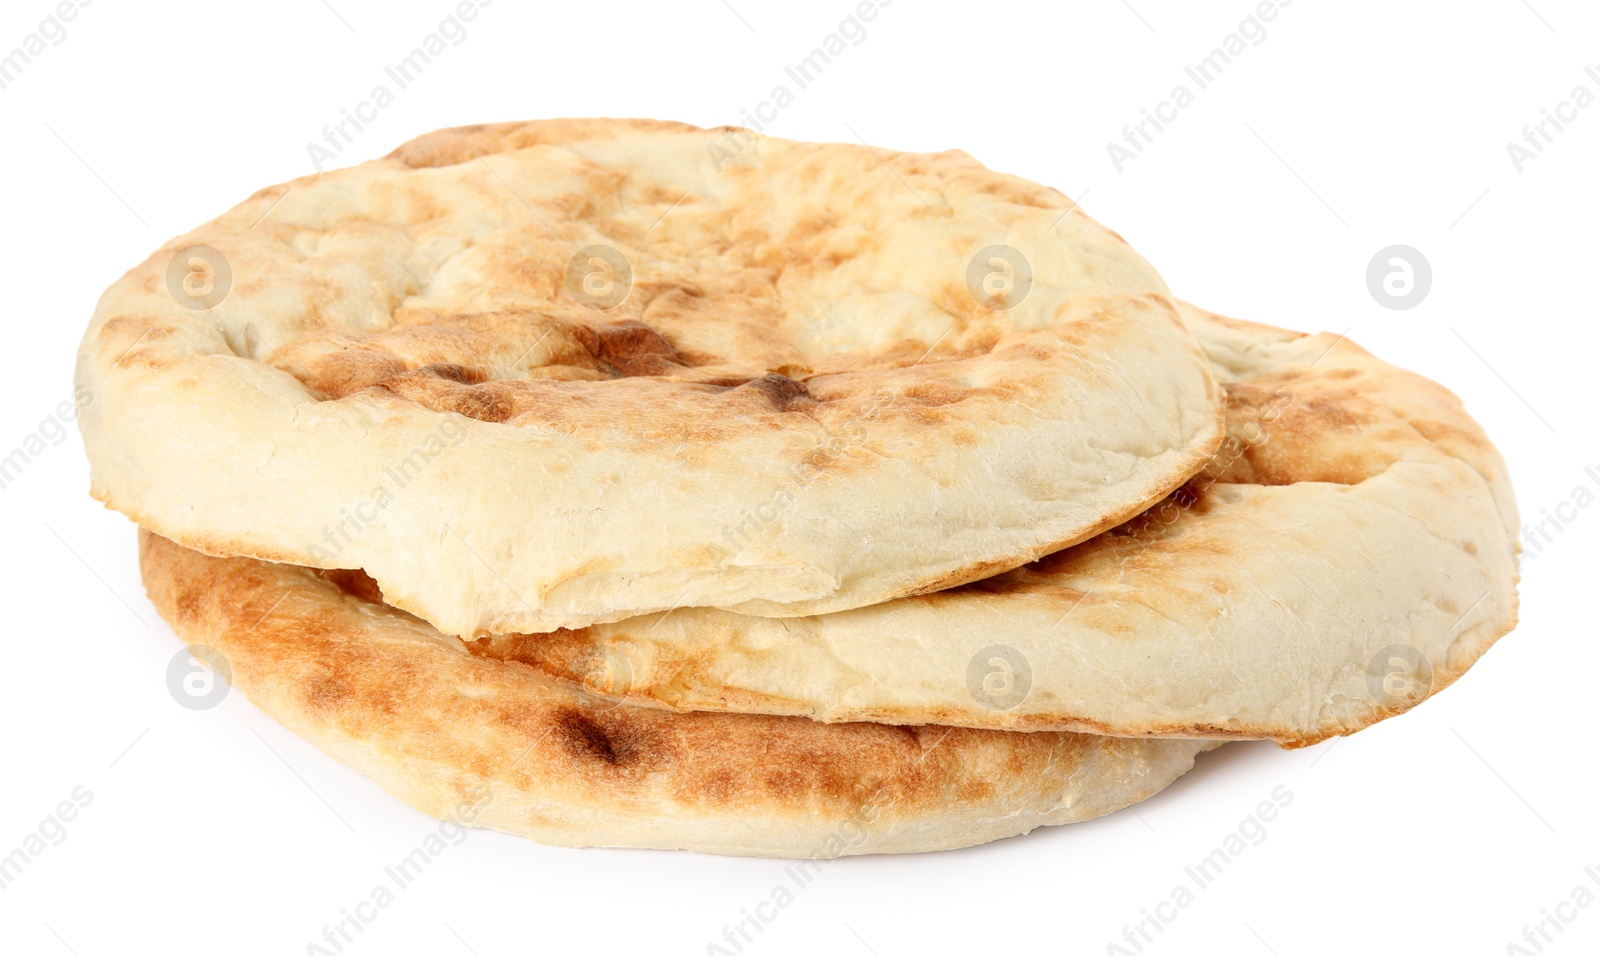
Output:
(2, 1), (1596, 954)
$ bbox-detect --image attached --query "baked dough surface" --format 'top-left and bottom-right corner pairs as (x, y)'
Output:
(80, 119), (1222, 637)
(505, 304), (1520, 747)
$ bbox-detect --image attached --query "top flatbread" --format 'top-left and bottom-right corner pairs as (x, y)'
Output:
(497, 303), (1520, 747)
(76, 118), (1222, 638)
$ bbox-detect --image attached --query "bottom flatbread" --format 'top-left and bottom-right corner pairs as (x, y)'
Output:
(140, 532), (1212, 857)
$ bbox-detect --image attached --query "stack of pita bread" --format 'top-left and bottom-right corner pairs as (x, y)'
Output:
(75, 119), (1518, 856)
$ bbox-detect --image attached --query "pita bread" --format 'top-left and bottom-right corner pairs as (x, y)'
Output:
(139, 531), (1213, 856)
(499, 304), (1520, 747)
(79, 118), (1222, 638)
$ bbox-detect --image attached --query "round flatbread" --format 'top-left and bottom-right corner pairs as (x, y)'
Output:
(503, 303), (1520, 747)
(80, 119), (1222, 638)
(140, 531), (1213, 856)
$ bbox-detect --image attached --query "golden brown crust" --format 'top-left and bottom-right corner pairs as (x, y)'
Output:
(138, 532), (1212, 855)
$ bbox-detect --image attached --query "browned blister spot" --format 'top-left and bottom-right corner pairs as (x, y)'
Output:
(902, 381), (970, 407)
(470, 630), (593, 672)
(673, 717), (919, 810)
(296, 346), (410, 400)
(302, 671), (355, 715)
(549, 707), (670, 783)
(1208, 379), (1385, 486)
(319, 567), (385, 604)
(443, 383), (517, 424)
(99, 317), (178, 369)
(415, 363), (487, 385)
(173, 582), (206, 623)
(724, 373), (814, 412)
(955, 779), (994, 802)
